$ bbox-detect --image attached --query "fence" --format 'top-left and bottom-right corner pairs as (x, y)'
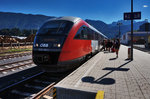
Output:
(0, 42), (33, 49)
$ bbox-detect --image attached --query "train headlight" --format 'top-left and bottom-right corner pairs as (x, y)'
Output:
(57, 44), (61, 47)
(34, 43), (38, 47)
(53, 43), (61, 47)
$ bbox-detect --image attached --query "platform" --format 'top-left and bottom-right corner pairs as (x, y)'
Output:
(54, 45), (150, 99)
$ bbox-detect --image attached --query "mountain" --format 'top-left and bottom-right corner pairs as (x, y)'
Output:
(85, 19), (113, 38)
(109, 20), (136, 26)
(86, 19), (147, 38)
(0, 12), (147, 38)
(0, 12), (55, 29)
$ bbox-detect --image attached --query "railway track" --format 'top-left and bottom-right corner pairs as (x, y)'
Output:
(0, 71), (70, 99)
(0, 59), (34, 75)
(0, 49), (98, 99)
(0, 52), (32, 60)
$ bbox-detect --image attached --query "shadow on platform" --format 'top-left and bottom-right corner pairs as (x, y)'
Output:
(82, 60), (131, 85)
(103, 67), (129, 71)
(103, 51), (110, 54)
(109, 57), (117, 60)
(82, 76), (115, 85)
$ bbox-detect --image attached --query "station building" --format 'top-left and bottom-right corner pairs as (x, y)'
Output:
(121, 31), (150, 44)
(121, 23), (150, 45)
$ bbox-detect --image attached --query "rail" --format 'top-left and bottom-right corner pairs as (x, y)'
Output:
(0, 72), (61, 99)
(31, 72), (71, 99)
(0, 72), (44, 93)
(32, 82), (55, 99)
(0, 61), (33, 72)
(0, 59), (32, 67)
(0, 52), (31, 60)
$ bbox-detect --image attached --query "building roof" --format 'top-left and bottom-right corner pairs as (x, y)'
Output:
(127, 31), (150, 34)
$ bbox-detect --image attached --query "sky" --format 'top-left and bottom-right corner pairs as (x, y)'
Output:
(0, 0), (150, 24)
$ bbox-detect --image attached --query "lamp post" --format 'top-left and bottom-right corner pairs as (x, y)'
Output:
(146, 23), (150, 48)
(124, 0), (141, 60)
(131, 0), (133, 60)
(117, 22), (122, 39)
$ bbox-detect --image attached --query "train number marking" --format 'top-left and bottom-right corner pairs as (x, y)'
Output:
(40, 43), (49, 47)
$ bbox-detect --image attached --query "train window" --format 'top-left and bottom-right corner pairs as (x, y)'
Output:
(37, 20), (73, 36)
(87, 28), (94, 40)
(74, 27), (82, 39)
(74, 26), (102, 40)
(74, 26), (88, 39)
(82, 30), (88, 39)
(95, 33), (98, 40)
(86, 28), (91, 40)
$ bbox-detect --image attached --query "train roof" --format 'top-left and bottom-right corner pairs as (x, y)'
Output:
(46, 16), (108, 39)
(48, 16), (81, 23)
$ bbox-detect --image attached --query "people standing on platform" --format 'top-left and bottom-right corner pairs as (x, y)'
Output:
(108, 40), (113, 52)
(111, 40), (116, 52)
(101, 40), (106, 51)
(114, 39), (120, 58)
(106, 40), (110, 51)
(105, 40), (109, 51)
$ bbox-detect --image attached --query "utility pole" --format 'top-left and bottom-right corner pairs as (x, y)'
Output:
(117, 22), (122, 39)
(124, 0), (141, 60)
(131, 0), (133, 60)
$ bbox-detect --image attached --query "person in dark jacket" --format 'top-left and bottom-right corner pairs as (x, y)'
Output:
(101, 40), (106, 51)
(105, 40), (109, 51)
(111, 40), (116, 52)
(108, 40), (113, 52)
(114, 39), (120, 58)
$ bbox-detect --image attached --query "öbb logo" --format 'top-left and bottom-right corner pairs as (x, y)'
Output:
(40, 43), (48, 47)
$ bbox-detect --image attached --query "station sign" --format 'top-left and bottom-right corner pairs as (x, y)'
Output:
(124, 12), (141, 20)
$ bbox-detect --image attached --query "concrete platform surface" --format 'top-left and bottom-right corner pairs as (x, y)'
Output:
(54, 45), (150, 99)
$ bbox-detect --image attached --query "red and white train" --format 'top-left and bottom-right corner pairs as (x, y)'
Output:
(32, 16), (107, 72)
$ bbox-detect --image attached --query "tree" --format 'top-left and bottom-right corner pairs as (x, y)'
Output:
(10, 28), (21, 36)
(0, 28), (10, 35)
(22, 29), (31, 37)
(0, 28), (37, 37)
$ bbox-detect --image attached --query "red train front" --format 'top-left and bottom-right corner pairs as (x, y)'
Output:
(32, 16), (107, 72)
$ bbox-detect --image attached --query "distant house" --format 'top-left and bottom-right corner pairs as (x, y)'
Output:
(121, 32), (150, 45)
(121, 22), (150, 45)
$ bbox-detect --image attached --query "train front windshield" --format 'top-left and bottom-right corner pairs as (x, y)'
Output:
(37, 20), (73, 36)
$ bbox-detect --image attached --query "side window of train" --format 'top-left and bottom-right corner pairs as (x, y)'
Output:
(86, 28), (91, 40)
(80, 30), (84, 38)
(83, 27), (88, 39)
(95, 33), (98, 40)
(87, 28), (94, 40)
(74, 26), (88, 40)
(74, 26), (82, 39)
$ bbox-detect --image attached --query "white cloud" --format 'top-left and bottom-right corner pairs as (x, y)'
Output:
(143, 5), (148, 8)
